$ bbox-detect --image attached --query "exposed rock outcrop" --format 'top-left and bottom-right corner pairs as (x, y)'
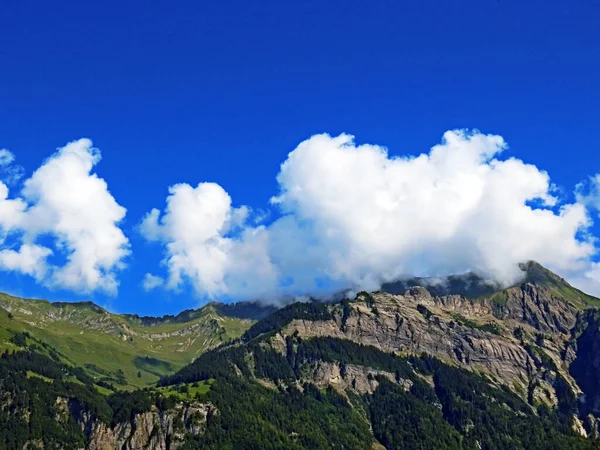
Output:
(274, 283), (584, 406)
(492, 283), (579, 334)
(282, 291), (534, 385)
(308, 361), (409, 395)
(569, 310), (600, 417)
(70, 399), (215, 450)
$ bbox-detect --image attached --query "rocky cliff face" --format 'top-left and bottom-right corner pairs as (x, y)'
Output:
(69, 399), (215, 450)
(569, 310), (600, 415)
(307, 361), (410, 395)
(490, 283), (580, 334)
(8, 262), (600, 448)
(270, 281), (586, 409)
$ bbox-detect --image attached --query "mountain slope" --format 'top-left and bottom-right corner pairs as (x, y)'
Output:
(518, 261), (600, 309)
(155, 264), (600, 448)
(0, 293), (274, 388)
(383, 261), (600, 308)
(4, 262), (600, 448)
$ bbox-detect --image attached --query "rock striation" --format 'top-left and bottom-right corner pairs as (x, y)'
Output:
(71, 400), (215, 450)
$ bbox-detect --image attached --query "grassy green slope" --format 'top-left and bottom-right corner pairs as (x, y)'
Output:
(0, 293), (267, 389)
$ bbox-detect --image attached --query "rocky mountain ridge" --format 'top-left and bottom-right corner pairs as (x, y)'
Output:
(156, 261), (600, 444)
(276, 285), (569, 408)
(4, 261), (600, 448)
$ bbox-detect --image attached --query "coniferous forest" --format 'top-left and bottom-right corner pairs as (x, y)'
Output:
(3, 276), (600, 449)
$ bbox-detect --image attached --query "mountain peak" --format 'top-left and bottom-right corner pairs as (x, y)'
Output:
(512, 261), (600, 309)
(381, 261), (600, 309)
(518, 260), (570, 288)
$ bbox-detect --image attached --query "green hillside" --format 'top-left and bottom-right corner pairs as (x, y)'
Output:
(0, 293), (272, 389)
(3, 262), (600, 449)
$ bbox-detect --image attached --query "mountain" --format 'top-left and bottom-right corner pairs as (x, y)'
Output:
(0, 293), (274, 388)
(156, 262), (600, 448)
(4, 262), (600, 449)
(382, 261), (600, 308)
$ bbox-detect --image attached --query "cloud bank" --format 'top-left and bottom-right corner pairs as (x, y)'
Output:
(4, 130), (599, 301)
(0, 139), (129, 294)
(142, 129), (599, 301)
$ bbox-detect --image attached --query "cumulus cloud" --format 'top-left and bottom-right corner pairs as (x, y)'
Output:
(140, 182), (276, 299)
(142, 273), (164, 291)
(142, 129), (599, 302)
(0, 244), (52, 280)
(0, 139), (130, 294)
(0, 182), (28, 233)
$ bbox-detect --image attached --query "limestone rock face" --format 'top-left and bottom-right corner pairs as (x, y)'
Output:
(280, 286), (581, 394)
(308, 361), (404, 395)
(74, 401), (215, 450)
(283, 292), (528, 385)
(493, 284), (580, 334)
(569, 310), (600, 416)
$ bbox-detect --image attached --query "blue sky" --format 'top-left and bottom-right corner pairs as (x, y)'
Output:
(0, 0), (599, 315)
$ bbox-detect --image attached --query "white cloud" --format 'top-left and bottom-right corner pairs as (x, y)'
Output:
(142, 273), (164, 291)
(0, 149), (25, 185)
(0, 244), (52, 280)
(576, 174), (600, 212)
(269, 130), (593, 291)
(0, 139), (129, 294)
(0, 149), (15, 166)
(142, 129), (598, 302)
(0, 182), (28, 233)
(140, 182), (277, 299)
